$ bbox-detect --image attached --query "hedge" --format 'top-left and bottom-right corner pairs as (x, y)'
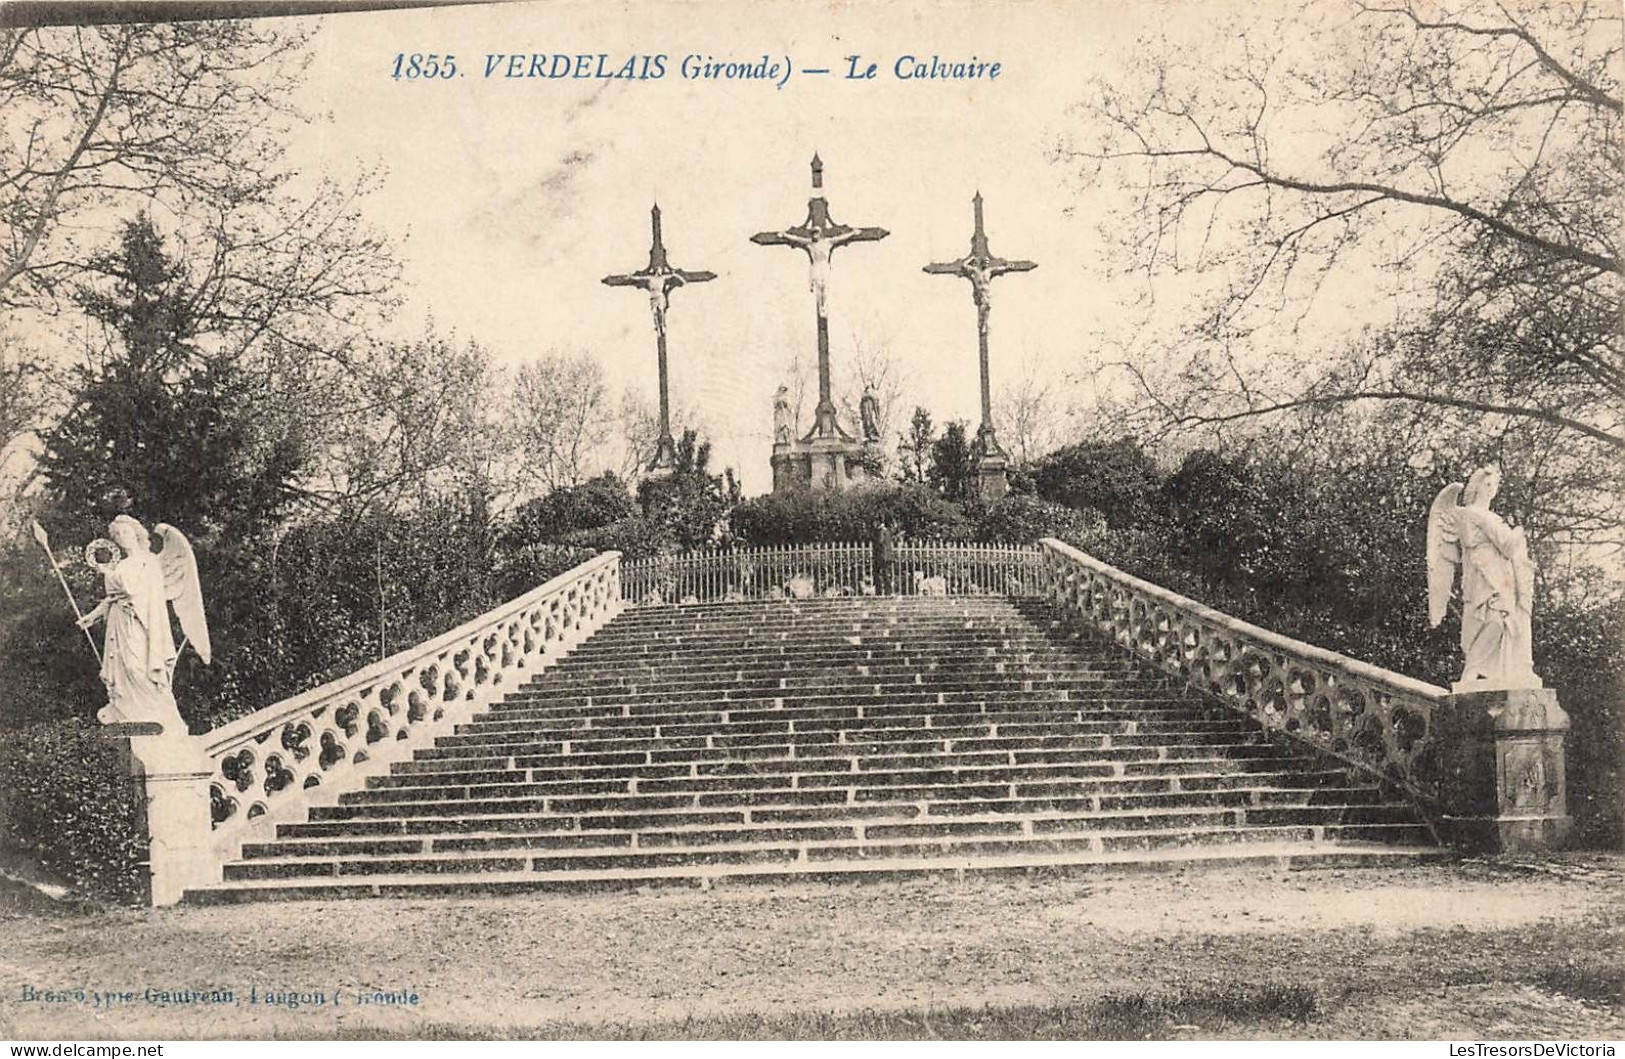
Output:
(0, 718), (148, 905)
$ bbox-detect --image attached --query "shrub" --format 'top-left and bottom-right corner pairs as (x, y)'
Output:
(974, 495), (1106, 545)
(0, 719), (147, 905)
(501, 474), (634, 548)
(1032, 437), (1162, 529)
(561, 515), (669, 562)
(730, 483), (972, 545)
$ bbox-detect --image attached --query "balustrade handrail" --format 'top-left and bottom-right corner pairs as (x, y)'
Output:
(1038, 537), (1448, 804)
(202, 550), (623, 755)
(200, 550), (623, 859)
(1039, 538), (1447, 702)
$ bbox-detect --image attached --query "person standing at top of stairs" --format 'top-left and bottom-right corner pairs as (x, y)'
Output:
(873, 521), (896, 596)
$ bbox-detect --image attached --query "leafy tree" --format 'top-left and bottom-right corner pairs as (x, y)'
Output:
(973, 495), (1104, 545)
(730, 483), (972, 545)
(896, 407), (935, 484)
(502, 474), (635, 548)
(617, 388), (702, 482)
(994, 357), (1064, 467)
(326, 329), (503, 514)
(637, 430), (740, 550)
(1033, 437), (1163, 529)
(1065, 0), (1618, 444)
(1061, 0), (1622, 566)
(927, 420), (978, 502)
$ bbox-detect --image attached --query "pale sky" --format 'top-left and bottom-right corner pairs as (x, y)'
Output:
(279, 0), (1403, 493)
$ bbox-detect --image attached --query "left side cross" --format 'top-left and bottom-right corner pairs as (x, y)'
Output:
(603, 204), (715, 472)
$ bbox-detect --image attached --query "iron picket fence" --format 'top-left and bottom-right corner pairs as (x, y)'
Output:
(620, 540), (1043, 604)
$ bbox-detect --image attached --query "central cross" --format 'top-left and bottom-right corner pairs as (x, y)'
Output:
(752, 155), (889, 441)
(603, 204), (715, 473)
(923, 192), (1036, 460)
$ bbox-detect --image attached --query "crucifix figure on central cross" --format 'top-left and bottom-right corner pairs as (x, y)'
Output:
(603, 204), (716, 474)
(752, 154), (889, 444)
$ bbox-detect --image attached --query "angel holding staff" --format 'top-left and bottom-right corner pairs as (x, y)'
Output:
(35, 512), (212, 737)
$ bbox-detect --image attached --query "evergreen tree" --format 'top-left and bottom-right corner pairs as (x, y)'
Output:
(896, 407), (935, 484)
(928, 420), (978, 502)
(38, 217), (307, 543)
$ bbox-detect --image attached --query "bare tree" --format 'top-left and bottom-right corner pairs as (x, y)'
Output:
(0, 338), (48, 480)
(0, 21), (313, 315)
(1060, 0), (1620, 453)
(510, 352), (614, 496)
(837, 333), (910, 453)
(995, 354), (1063, 466)
(616, 387), (702, 482)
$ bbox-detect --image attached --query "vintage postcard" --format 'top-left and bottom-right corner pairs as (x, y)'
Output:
(0, 0), (1619, 1046)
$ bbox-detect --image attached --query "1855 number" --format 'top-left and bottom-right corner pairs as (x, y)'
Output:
(392, 53), (458, 80)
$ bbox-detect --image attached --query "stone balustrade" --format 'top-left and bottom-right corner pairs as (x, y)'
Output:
(198, 551), (622, 866)
(1038, 538), (1449, 804)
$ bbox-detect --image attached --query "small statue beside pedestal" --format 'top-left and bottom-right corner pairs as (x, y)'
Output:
(773, 385), (793, 446)
(859, 384), (880, 443)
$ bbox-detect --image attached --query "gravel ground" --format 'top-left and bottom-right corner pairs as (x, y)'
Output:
(1, 859), (1620, 1040)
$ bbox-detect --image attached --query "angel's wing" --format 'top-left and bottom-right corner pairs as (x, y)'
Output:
(154, 523), (211, 665)
(1426, 483), (1464, 628)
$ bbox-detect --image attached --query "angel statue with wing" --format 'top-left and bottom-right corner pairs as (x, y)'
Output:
(1427, 466), (1540, 690)
(74, 515), (211, 735)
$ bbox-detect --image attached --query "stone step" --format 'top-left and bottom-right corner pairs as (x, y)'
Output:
(522, 667), (1149, 695)
(434, 707), (1232, 749)
(394, 721), (1261, 773)
(248, 802), (1423, 860)
(379, 733), (1274, 785)
(564, 634), (1089, 660)
(276, 785), (1395, 840)
(183, 842), (1449, 903)
(221, 822), (1436, 882)
(466, 693), (1191, 731)
(471, 701), (1191, 733)
(608, 601), (1028, 624)
(355, 744), (1302, 800)
(369, 739), (1284, 792)
(343, 749), (1329, 803)
(420, 725), (1257, 762)
(309, 766), (1358, 821)
(539, 646), (1124, 675)
(494, 678), (1183, 701)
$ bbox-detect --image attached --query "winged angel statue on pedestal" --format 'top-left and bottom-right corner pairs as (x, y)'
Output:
(73, 515), (212, 735)
(1427, 467), (1540, 691)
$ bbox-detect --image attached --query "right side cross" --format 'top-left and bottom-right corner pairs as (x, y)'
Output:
(923, 192), (1036, 457)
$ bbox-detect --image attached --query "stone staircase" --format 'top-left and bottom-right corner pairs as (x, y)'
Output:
(185, 596), (1443, 902)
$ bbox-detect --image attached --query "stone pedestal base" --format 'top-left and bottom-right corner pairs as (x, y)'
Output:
(647, 432), (677, 477)
(101, 723), (217, 907)
(771, 433), (868, 493)
(977, 453), (1008, 502)
(1433, 687), (1571, 854)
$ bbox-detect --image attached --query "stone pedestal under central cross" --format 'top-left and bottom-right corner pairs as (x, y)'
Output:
(753, 155), (888, 492)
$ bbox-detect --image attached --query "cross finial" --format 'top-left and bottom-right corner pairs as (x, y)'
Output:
(648, 202), (668, 270)
(811, 153), (824, 190)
